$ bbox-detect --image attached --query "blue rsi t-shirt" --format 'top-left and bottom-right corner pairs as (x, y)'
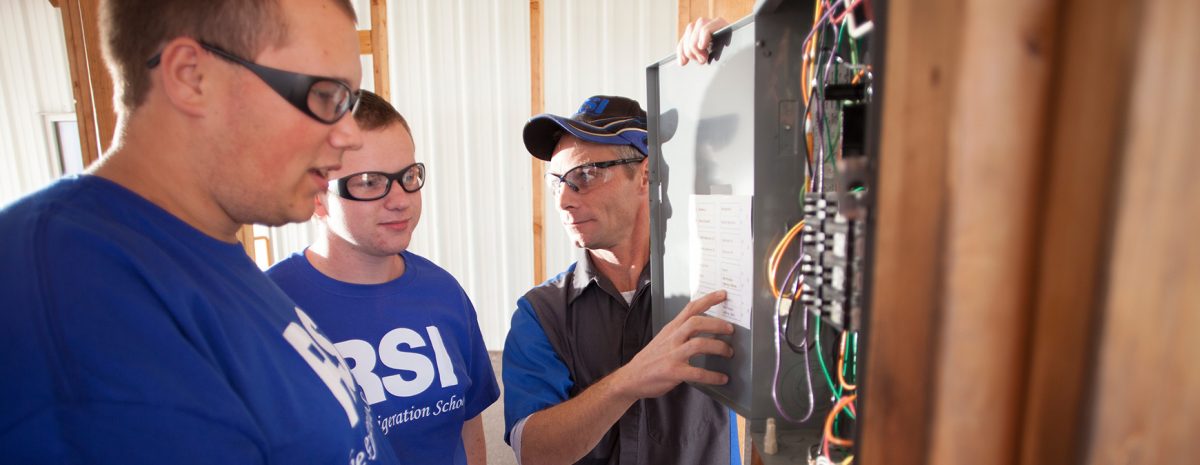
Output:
(268, 251), (500, 465)
(0, 176), (397, 464)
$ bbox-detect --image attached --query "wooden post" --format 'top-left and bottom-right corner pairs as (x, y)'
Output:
(1017, 0), (1140, 462)
(530, 0), (546, 285)
(370, 0), (390, 101)
(55, 0), (113, 167)
(1083, 0), (1200, 461)
(856, 0), (962, 462)
(924, 0), (1062, 463)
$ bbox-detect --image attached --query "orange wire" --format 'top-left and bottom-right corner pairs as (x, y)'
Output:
(801, 0), (824, 108)
(851, 66), (869, 85)
(823, 393), (858, 455)
(768, 221), (805, 298)
(837, 331), (857, 391)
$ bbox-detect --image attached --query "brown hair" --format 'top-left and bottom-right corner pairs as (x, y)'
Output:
(100, 0), (357, 114)
(353, 90), (413, 136)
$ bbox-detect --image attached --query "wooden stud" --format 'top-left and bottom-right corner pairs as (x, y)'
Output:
(358, 30), (373, 55)
(1016, 0), (1140, 463)
(370, 0), (390, 101)
(857, 0), (962, 462)
(530, 0), (545, 286)
(925, 0), (1061, 463)
(78, 0), (115, 155)
(56, 0), (101, 167)
(236, 225), (256, 260)
(1083, 0), (1200, 461)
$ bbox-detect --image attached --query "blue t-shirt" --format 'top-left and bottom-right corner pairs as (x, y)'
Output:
(0, 176), (397, 464)
(268, 251), (500, 465)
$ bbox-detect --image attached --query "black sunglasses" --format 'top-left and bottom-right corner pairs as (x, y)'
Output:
(332, 163), (426, 201)
(545, 158), (644, 194)
(147, 41), (361, 124)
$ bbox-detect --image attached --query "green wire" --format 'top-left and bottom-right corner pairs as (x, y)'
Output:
(817, 23), (847, 187)
(814, 315), (855, 419)
(848, 32), (860, 66)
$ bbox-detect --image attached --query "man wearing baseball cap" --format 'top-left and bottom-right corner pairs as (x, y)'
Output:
(502, 96), (739, 465)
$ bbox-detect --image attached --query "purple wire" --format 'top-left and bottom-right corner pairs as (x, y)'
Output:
(806, 5), (848, 192)
(770, 0), (842, 425)
(771, 255), (815, 423)
(800, 2), (841, 59)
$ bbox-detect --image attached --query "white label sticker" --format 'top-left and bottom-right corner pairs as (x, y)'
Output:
(688, 194), (754, 329)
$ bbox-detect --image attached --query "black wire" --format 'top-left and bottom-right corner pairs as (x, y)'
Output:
(781, 296), (812, 352)
(802, 85), (819, 181)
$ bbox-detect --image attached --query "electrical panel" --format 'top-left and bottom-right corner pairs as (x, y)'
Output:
(648, 0), (879, 462)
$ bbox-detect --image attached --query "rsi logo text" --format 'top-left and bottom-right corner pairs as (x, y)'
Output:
(335, 326), (459, 405)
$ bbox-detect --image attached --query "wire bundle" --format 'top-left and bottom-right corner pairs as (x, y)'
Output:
(767, 0), (871, 462)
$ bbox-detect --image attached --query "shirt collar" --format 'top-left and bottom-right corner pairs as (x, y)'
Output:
(567, 252), (652, 305)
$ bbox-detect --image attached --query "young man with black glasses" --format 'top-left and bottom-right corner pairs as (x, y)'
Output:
(267, 91), (499, 465)
(0, 0), (399, 463)
(502, 95), (740, 465)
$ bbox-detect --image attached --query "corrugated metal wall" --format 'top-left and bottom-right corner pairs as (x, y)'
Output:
(383, 0), (534, 349)
(0, 0), (73, 206)
(0, 0), (676, 350)
(540, 0), (677, 277)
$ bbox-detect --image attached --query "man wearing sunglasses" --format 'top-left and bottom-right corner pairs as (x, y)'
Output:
(502, 96), (738, 465)
(0, 0), (399, 463)
(267, 91), (499, 465)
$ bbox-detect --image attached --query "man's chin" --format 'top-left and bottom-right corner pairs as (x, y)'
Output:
(252, 207), (316, 228)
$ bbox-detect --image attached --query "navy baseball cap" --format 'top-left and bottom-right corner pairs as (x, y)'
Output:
(523, 95), (649, 161)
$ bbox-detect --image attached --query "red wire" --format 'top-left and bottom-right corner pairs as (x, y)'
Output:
(831, 0), (865, 25)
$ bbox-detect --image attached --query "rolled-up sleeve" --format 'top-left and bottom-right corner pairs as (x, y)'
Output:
(501, 297), (573, 446)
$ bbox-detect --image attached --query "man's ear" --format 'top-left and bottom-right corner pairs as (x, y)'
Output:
(154, 38), (213, 117)
(639, 157), (651, 191)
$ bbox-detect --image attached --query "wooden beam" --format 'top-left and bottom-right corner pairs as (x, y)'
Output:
(57, 0), (102, 167)
(369, 0), (390, 100)
(78, 0), (115, 155)
(236, 225), (256, 260)
(678, 0), (692, 39)
(926, 0), (1062, 463)
(857, 0), (962, 461)
(1084, 0), (1200, 461)
(358, 30), (373, 55)
(1016, 0), (1139, 463)
(530, 0), (545, 286)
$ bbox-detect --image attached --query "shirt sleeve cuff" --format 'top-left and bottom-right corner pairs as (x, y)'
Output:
(510, 414), (531, 465)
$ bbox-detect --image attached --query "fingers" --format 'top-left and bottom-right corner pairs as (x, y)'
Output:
(678, 315), (735, 340)
(696, 17), (729, 61)
(680, 365), (730, 386)
(677, 21), (695, 65)
(693, 18), (711, 58)
(678, 289), (728, 319)
(678, 17), (731, 66)
(686, 18), (707, 64)
(683, 336), (734, 359)
(663, 290), (731, 337)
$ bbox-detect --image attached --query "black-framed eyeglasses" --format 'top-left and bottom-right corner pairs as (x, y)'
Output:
(146, 41), (361, 124)
(545, 158), (644, 195)
(332, 163), (426, 201)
